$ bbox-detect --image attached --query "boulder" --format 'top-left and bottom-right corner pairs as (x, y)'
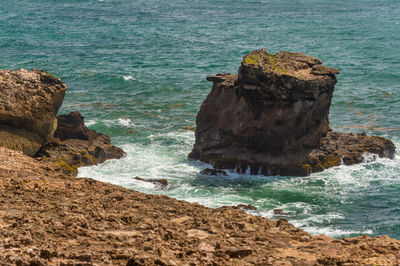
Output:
(0, 69), (67, 155)
(189, 49), (395, 176)
(37, 112), (125, 175)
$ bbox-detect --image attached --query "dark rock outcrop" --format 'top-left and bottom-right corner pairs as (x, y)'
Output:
(54, 111), (94, 141)
(189, 49), (395, 176)
(0, 69), (67, 155)
(37, 112), (125, 175)
(134, 176), (170, 190)
(200, 168), (227, 176)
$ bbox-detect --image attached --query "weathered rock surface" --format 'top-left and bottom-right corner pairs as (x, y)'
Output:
(0, 69), (67, 155)
(37, 111), (125, 175)
(190, 50), (395, 176)
(0, 68), (125, 175)
(1, 146), (400, 265)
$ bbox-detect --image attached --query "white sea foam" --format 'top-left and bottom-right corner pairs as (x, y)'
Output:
(85, 119), (97, 127)
(78, 133), (400, 238)
(299, 226), (373, 238)
(117, 117), (134, 127)
(123, 75), (135, 81)
(102, 118), (135, 128)
(361, 153), (378, 163)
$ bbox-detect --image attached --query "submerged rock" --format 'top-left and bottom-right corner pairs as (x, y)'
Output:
(189, 49), (395, 176)
(273, 209), (284, 215)
(37, 111), (125, 175)
(0, 69), (67, 155)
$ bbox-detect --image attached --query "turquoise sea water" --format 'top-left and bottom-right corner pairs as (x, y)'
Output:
(1, 0), (400, 238)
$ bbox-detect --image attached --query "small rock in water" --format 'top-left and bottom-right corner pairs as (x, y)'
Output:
(134, 176), (170, 190)
(273, 209), (287, 215)
(200, 168), (227, 176)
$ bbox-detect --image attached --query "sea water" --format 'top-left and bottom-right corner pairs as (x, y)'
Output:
(1, 0), (399, 238)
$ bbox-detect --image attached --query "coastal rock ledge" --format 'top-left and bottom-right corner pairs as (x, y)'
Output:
(189, 50), (395, 176)
(0, 69), (67, 156)
(0, 69), (125, 174)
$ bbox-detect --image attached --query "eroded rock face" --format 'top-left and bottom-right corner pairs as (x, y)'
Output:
(37, 111), (125, 175)
(0, 69), (67, 155)
(189, 50), (395, 176)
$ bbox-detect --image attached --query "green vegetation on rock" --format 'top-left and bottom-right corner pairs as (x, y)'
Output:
(40, 71), (57, 79)
(243, 50), (289, 75)
(244, 53), (261, 66)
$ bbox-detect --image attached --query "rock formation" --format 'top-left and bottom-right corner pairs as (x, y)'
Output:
(0, 69), (125, 174)
(190, 50), (395, 176)
(37, 111), (125, 175)
(200, 168), (227, 176)
(134, 176), (170, 190)
(1, 146), (400, 265)
(0, 69), (67, 156)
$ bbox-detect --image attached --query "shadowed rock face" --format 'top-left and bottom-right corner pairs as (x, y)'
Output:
(37, 111), (125, 175)
(189, 49), (395, 176)
(0, 69), (67, 155)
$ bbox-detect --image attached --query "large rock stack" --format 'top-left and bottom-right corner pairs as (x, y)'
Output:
(190, 49), (395, 176)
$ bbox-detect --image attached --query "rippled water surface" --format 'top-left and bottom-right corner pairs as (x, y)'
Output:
(1, 0), (400, 238)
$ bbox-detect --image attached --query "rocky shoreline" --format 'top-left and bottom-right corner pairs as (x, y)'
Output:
(1, 147), (400, 265)
(1, 65), (400, 265)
